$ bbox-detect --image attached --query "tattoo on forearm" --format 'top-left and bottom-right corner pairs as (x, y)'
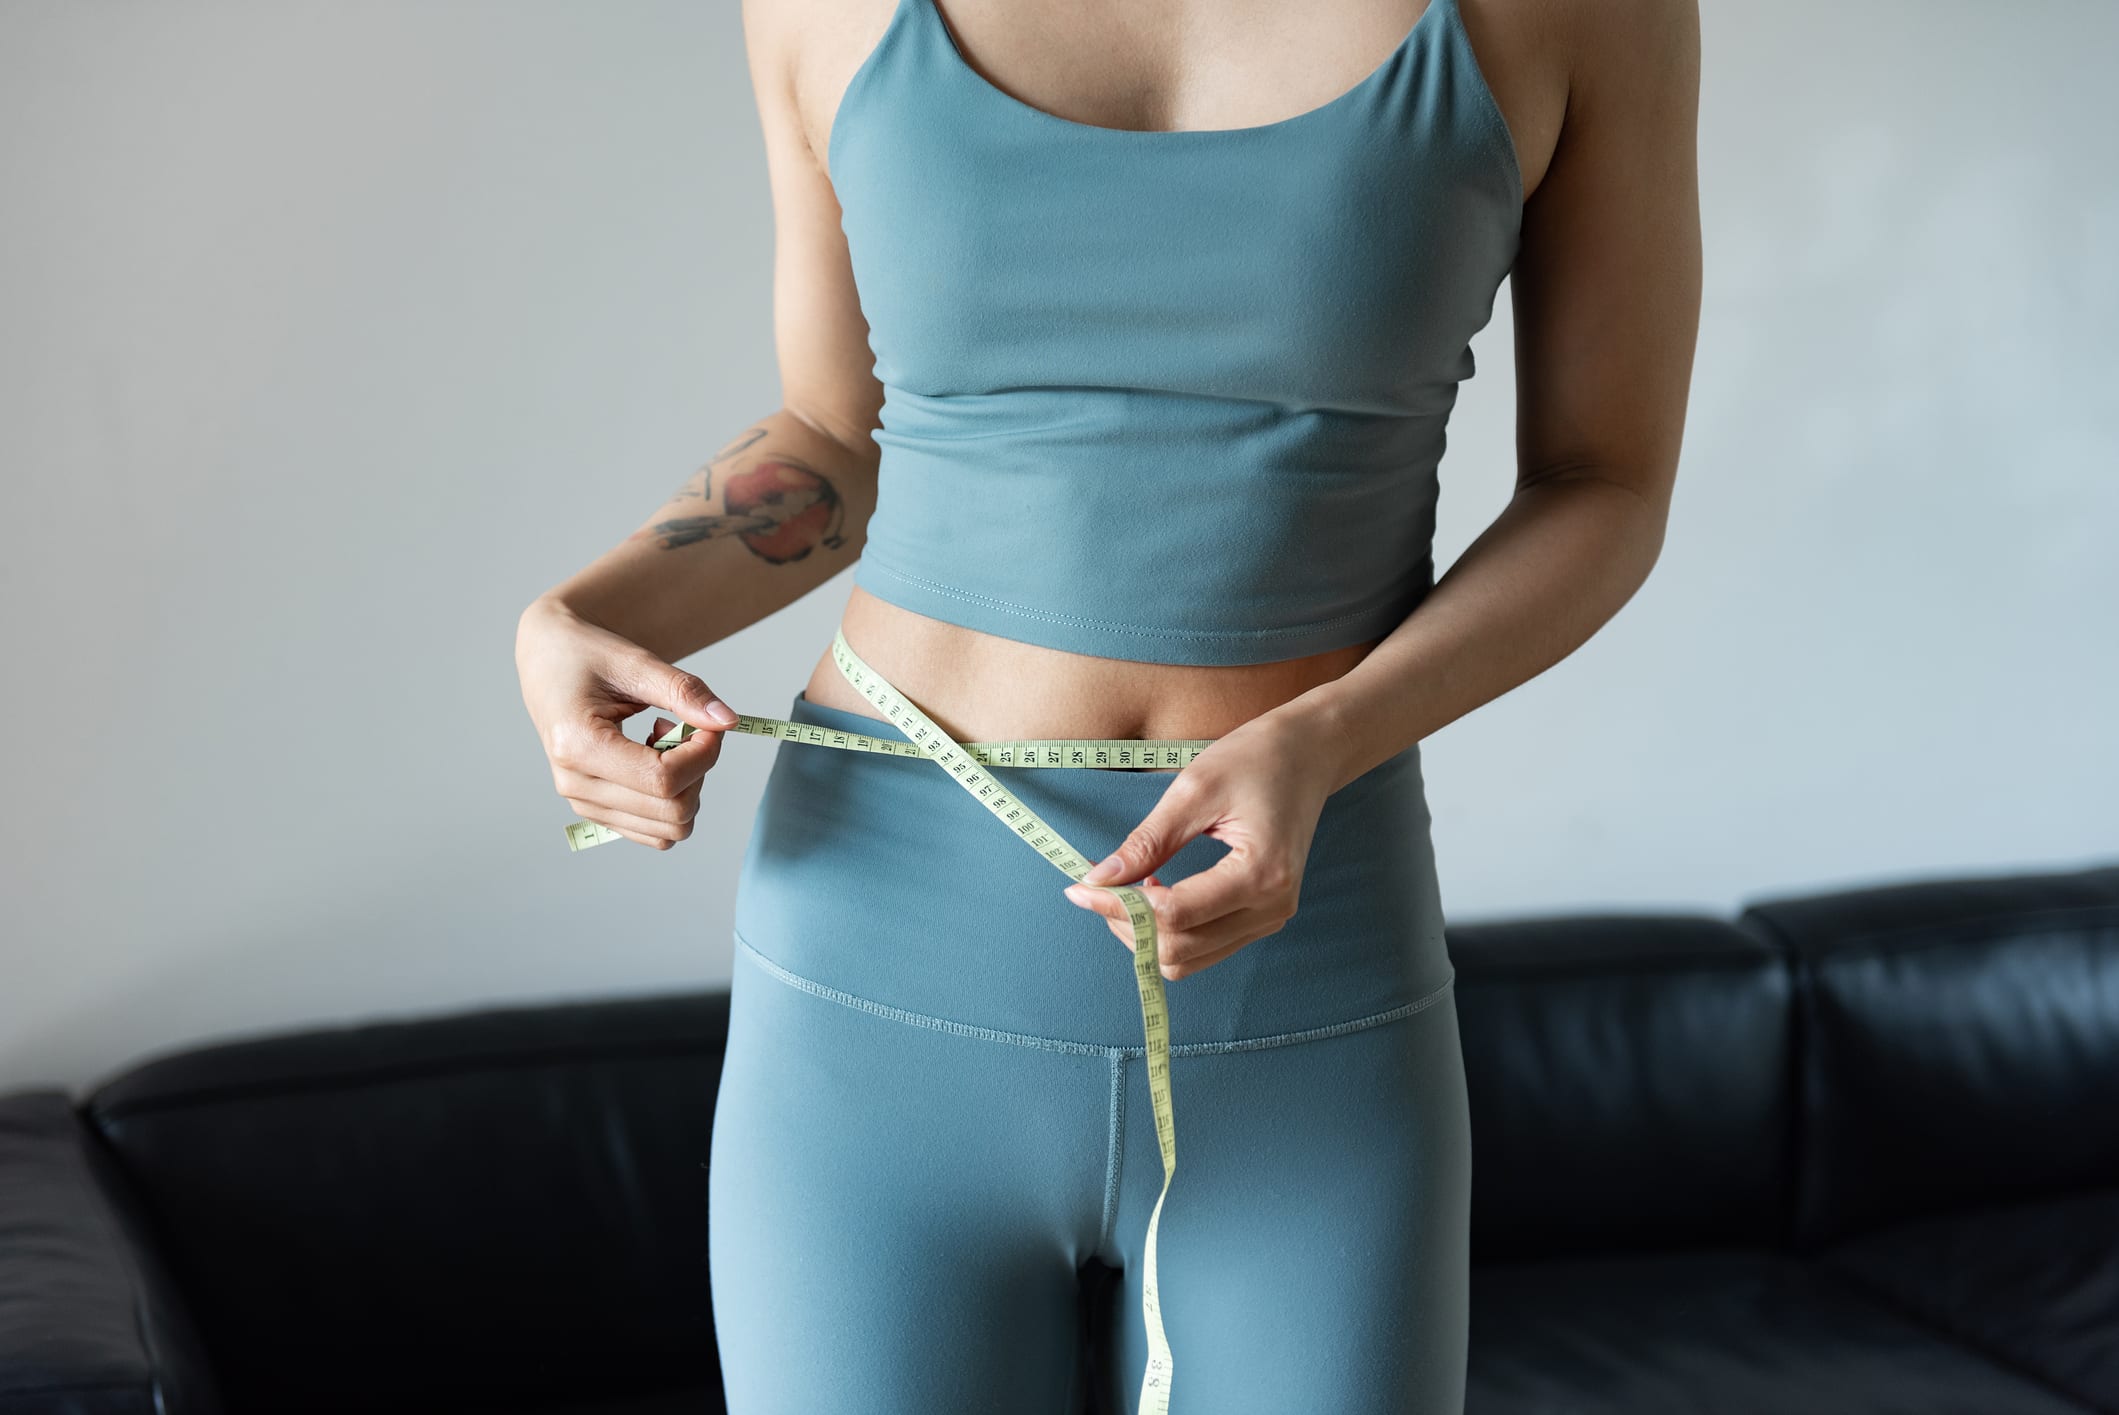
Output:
(665, 466), (710, 502)
(627, 434), (848, 564)
(709, 427), (766, 465)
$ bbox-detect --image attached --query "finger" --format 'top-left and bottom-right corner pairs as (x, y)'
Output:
(554, 712), (723, 799)
(1154, 901), (1293, 977)
(599, 652), (741, 734)
(1082, 878), (1172, 948)
(555, 764), (706, 827)
(639, 711), (724, 800)
(623, 721), (725, 808)
(563, 798), (691, 850)
(1078, 780), (1217, 887)
(589, 821), (664, 849)
(1103, 897), (1286, 978)
(1155, 849), (1294, 936)
(636, 716), (726, 794)
(1063, 872), (1163, 922)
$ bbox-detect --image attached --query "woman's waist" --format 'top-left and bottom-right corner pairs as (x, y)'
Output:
(732, 683), (1450, 1048)
(804, 584), (1385, 755)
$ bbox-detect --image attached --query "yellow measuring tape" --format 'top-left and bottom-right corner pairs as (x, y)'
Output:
(565, 626), (1210, 1413)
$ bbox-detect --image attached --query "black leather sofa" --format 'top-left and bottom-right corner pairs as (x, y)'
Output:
(4, 860), (2115, 1415)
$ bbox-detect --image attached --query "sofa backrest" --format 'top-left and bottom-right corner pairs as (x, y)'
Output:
(73, 861), (2119, 1405)
(1740, 862), (2119, 1248)
(1446, 914), (1795, 1261)
(82, 990), (730, 1415)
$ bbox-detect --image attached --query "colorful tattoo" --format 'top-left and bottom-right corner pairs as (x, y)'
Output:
(627, 432), (848, 563)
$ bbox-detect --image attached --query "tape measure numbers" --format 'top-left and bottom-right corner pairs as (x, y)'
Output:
(564, 626), (1207, 1413)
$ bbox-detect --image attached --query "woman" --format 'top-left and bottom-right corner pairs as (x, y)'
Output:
(515, 0), (1699, 1409)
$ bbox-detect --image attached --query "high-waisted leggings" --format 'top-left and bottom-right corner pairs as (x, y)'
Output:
(709, 689), (1471, 1415)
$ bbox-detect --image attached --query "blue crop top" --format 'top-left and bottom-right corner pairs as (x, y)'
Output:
(827, 0), (1523, 666)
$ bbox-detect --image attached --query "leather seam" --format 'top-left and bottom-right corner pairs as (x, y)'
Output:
(1808, 1259), (2108, 1415)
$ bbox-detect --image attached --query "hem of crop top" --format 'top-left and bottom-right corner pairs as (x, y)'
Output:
(853, 552), (1433, 666)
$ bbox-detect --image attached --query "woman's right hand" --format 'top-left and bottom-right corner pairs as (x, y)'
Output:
(515, 595), (741, 850)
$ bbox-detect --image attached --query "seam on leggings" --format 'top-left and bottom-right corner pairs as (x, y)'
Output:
(1100, 1052), (1126, 1255)
(734, 928), (1456, 1057)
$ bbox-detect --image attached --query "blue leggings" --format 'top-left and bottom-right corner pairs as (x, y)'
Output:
(709, 691), (1471, 1414)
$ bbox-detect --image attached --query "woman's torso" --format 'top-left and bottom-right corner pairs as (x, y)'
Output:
(794, 0), (1558, 754)
(807, 584), (1386, 761)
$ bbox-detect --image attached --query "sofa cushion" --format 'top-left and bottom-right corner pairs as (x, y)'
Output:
(0, 1089), (222, 1415)
(1816, 1184), (2119, 1413)
(1448, 916), (1793, 1261)
(1465, 1247), (2093, 1415)
(1740, 863), (2119, 1246)
(80, 989), (732, 1415)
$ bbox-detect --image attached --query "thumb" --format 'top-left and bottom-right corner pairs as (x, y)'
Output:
(1081, 789), (1207, 886)
(611, 649), (739, 730)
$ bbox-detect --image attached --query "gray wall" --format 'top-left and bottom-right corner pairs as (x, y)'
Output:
(3, 0), (2113, 1095)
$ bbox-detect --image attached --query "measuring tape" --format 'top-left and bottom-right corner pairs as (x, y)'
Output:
(564, 625), (1210, 1412)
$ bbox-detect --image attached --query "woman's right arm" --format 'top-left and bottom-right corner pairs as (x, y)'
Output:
(528, 405), (878, 666)
(516, 0), (884, 848)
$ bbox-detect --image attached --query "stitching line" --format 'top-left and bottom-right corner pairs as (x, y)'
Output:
(734, 928), (1455, 1057)
(858, 555), (1427, 642)
(1100, 1052), (1125, 1257)
(737, 932), (1112, 1056)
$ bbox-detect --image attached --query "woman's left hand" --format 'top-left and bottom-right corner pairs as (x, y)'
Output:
(1061, 707), (1337, 980)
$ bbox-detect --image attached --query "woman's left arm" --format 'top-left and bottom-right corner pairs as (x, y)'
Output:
(1066, 0), (1703, 976)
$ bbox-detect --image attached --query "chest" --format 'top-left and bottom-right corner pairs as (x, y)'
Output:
(823, 0), (1521, 411)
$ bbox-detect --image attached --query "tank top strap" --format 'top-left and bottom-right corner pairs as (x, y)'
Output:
(827, 0), (941, 181)
(891, 0), (1024, 100)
